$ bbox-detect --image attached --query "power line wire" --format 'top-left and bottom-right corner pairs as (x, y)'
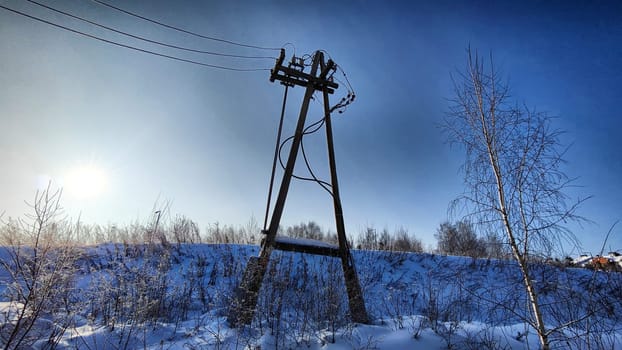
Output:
(337, 66), (355, 95)
(25, 0), (276, 60)
(90, 0), (281, 51)
(0, 4), (271, 72)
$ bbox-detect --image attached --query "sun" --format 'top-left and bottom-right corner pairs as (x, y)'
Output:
(64, 164), (108, 199)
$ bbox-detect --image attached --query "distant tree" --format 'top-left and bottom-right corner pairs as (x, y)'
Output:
(443, 48), (586, 350)
(435, 221), (486, 258)
(393, 227), (424, 253)
(357, 227), (378, 250)
(378, 229), (392, 250)
(435, 222), (459, 255)
(205, 222), (237, 244)
(356, 226), (423, 253)
(286, 221), (325, 241)
(482, 231), (509, 259)
(170, 215), (201, 245)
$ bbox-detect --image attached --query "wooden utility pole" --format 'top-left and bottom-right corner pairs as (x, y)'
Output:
(228, 50), (369, 327)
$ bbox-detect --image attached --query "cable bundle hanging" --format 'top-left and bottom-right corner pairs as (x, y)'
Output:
(265, 51), (360, 208)
(277, 117), (333, 196)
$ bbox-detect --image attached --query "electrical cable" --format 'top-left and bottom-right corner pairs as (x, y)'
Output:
(90, 0), (281, 51)
(300, 53), (313, 67)
(300, 128), (334, 195)
(25, 0), (276, 60)
(271, 59), (356, 197)
(277, 117), (334, 196)
(337, 68), (353, 87)
(330, 66), (356, 113)
(0, 4), (271, 72)
(282, 42), (296, 56)
(299, 67), (356, 194)
(338, 66), (354, 92)
(277, 119), (322, 172)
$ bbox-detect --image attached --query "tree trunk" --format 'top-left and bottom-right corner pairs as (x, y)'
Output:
(488, 135), (550, 350)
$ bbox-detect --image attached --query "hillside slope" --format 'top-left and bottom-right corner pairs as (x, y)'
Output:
(1, 244), (621, 349)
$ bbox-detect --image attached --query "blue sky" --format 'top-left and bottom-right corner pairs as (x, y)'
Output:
(0, 0), (620, 254)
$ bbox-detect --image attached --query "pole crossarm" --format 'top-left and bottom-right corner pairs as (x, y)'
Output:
(270, 49), (338, 93)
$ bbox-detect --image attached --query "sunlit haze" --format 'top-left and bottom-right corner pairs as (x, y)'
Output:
(63, 164), (108, 200)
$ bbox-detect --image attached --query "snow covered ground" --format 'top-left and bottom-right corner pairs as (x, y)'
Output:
(1, 243), (621, 349)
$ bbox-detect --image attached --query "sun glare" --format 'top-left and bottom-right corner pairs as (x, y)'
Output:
(64, 164), (107, 199)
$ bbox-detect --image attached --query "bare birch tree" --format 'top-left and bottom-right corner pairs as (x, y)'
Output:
(443, 49), (586, 350)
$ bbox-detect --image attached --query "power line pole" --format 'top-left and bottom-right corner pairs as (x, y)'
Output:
(228, 50), (369, 327)
(320, 58), (368, 323)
